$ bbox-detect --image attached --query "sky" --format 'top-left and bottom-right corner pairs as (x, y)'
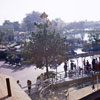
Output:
(0, 0), (100, 25)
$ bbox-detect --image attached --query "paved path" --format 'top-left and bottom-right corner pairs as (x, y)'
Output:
(0, 61), (54, 94)
(0, 61), (45, 88)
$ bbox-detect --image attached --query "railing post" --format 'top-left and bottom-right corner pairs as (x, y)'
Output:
(6, 78), (12, 96)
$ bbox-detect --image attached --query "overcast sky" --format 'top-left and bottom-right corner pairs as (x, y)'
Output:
(0, 0), (100, 25)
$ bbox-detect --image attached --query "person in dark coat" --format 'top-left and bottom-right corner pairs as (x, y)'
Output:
(64, 62), (68, 77)
(98, 58), (100, 71)
(92, 59), (95, 71)
(95, 58), (98, 72)
(71, 61), (74, 70)
(86, 60), (90, 73)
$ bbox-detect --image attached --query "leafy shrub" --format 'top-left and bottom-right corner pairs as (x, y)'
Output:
(37, 71), (56, 80)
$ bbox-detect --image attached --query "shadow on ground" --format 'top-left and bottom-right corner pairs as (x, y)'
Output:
(0, 96), (9, 100)
(24, 86), (40, 100)
(0, 62), (33, 72)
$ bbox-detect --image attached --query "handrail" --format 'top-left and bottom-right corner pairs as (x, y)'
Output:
(54, 69), (87, 84)
(40, 83), (52, 100)
(39, 78), (53, 100)
(39, 69), (94, 100)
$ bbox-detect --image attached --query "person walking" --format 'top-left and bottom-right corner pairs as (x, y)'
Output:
(95, 58), (98, 72)
(83, 58), (86, 67)
(86, 60), (90, 73)
(70, 60), (74, 70)
(92, 58), (95, 71)
(17, 80), (22, 88)
(27, 80), (32, 95)
(64, 62), (68, 77)
(74, 64), (76, 70)
(83, 58), (86, 73)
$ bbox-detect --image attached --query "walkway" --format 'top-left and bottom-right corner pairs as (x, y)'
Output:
(46, 84), (100, 100)
(0, 74), (31, 100)
(0, 61), (55, 94)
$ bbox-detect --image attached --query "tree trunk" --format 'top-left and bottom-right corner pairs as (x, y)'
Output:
(46, 56), (49, 79)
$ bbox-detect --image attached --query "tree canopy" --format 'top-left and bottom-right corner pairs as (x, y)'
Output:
(88, 30), (100, 43)
(0, 25), (14, 44)
(23, 19), (68, 78)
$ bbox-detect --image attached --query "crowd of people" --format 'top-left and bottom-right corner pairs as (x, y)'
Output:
(64, 57), (100, 78)
(84, 57), (100, 73)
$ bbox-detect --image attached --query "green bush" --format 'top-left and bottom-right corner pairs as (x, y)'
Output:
(37, 71), (56, 80)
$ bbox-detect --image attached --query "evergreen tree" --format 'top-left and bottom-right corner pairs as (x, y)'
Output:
(23, 20), (68, 78)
